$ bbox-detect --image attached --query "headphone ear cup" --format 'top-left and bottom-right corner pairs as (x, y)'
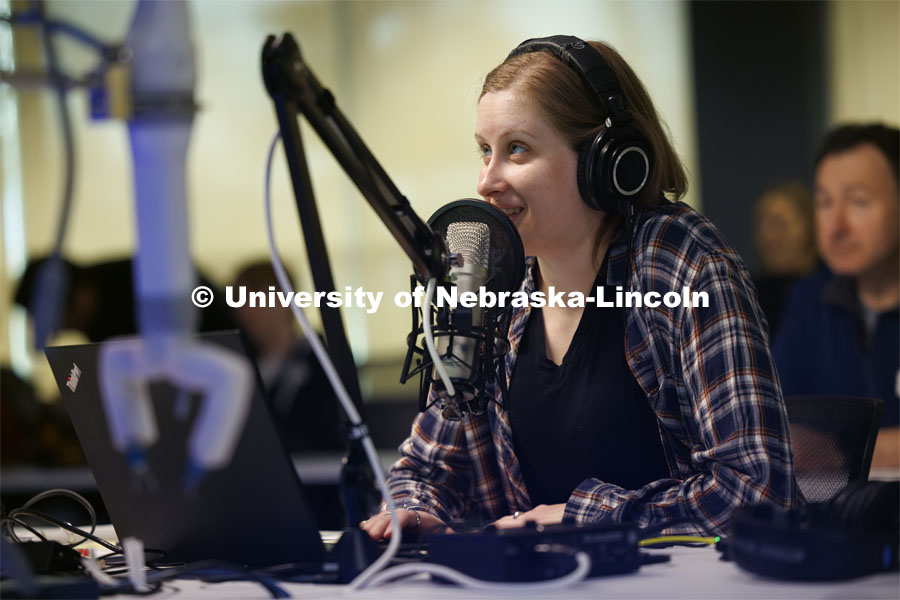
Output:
(578, 127), (652, 214)
(576, 138), (600, 211)
(844, 481), (899, 534)
(601, 131), (652, 202)
(577, 132), (619, 213)
(730, 482), (900, 580)
(825, 481), (899, 534)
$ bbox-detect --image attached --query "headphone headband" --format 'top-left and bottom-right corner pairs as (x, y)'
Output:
(505, 35), (652, 213)
(506, 35), (627, 120)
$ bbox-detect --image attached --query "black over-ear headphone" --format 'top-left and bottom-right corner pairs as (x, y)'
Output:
(506, 35), (652, 215)
(728, 481), (899, 580)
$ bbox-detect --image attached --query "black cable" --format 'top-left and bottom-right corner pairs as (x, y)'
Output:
(620, 202), (635, 333)
(639, 517), (719, 540)
(94, 560), (291, 598)
(6, 498), (278, 595)
(18, 488), (97, 547)
(145, 561), (290, 599)
(4, 3), (123, 87)
(255, 561), (340, 584)
(36, 0), (76, 257)
(2, 516), (49, 542)
(9, 11), (114, 53)
(16, 1), (78, 348)
(97, 548), (168, 564)
(100, 581), (163, 597)
(7, 508), (121, 554)
(257, 561), (329, 575)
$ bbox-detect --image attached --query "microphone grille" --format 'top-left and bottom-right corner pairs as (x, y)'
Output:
(446, 222), (490, 269)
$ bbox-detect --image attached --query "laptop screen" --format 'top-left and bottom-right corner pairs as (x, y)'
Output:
(45, 330), (325, 567)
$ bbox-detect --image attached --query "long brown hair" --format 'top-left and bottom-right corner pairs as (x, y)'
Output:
(481, 41), (688, 256)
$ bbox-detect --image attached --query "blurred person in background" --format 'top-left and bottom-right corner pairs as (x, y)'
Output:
(14, 256), (235, 343)
(752, 182), (819, 338)
(774, 123), (899, 469)
(231, 260), (344, 454)
(0, 367), (83, 467)
(9, 256), (235, 468)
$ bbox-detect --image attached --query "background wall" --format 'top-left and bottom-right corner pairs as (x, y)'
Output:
(1, 0), (898, 407)
(830, 0), (900, 124)
(690, 1), (829, 270)
(2, 0), (697, 399)
(691, 0), (900, 274)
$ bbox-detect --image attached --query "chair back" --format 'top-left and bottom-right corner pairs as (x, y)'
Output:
(785, 396), (884, 503)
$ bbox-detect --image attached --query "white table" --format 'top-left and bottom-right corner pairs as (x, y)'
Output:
(102, 545), (899, 600)
(13, 524), (899, 599)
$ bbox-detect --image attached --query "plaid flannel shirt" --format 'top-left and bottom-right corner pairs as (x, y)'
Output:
(387, 202), (798, 535)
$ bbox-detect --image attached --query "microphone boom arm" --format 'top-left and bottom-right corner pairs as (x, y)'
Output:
(261, 33), (448, 284)
(261, 32), (450, 524)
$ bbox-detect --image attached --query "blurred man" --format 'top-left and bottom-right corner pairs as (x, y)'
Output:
(231, 261), (344, 453)
(774, 124), (899, 469)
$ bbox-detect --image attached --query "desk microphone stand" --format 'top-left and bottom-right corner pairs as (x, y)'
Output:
(260, 33), (447, 565)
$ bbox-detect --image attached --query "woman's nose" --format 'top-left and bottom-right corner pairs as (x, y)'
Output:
(476, 158), (508, 199)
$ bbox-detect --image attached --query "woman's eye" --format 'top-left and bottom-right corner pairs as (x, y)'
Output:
(510, 143), (526, 154)
(480, 145), (492, 158)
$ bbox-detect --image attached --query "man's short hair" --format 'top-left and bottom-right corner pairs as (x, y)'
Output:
(234, 259), (296, 292)
(814, 123), (900, 186)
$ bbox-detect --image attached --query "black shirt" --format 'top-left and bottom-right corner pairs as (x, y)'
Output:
(508, 267), (670, 506)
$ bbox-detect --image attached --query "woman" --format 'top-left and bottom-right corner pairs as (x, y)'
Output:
(362, 36), (797, 539)
(752, 181), (819, 338)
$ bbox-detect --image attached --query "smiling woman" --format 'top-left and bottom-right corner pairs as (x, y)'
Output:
(360, 35), (799, 543)
(475, 89), (595, 261)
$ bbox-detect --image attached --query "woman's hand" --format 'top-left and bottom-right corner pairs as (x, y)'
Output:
(492, 504), (566, 529)
(359, 508), (449, 540)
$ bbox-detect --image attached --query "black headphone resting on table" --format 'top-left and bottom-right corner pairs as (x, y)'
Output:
(728, 481), (900, 581)
(506, 35), (653, 216)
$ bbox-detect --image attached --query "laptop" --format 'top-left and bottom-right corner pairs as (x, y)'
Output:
(45, 330), (326, 567)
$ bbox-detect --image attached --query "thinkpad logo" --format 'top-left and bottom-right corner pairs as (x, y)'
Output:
(66, 363), (82, 392)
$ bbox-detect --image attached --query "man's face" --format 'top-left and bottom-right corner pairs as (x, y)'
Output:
(814, 143), (900, 279)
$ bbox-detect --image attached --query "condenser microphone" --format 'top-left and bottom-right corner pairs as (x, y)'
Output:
(433, 222), (491, 419)
(400, 199), (525, 420)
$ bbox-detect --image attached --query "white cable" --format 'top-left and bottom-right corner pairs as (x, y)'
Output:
(122, 536), (150, 593)
(264, 131), (400, 589)
(361, 549), (591, 591)
(81, 556), (117, 587)
(421, 277), (456, 398)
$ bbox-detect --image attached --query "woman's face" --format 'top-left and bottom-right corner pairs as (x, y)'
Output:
(475, 89), (603, 259)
